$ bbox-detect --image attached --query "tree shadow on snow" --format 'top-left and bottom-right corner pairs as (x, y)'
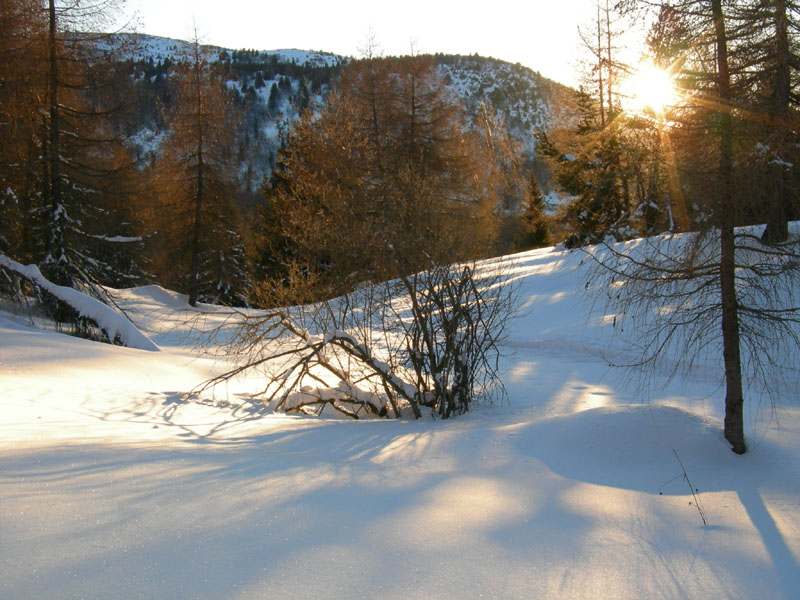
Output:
(507, 403), (800, 596)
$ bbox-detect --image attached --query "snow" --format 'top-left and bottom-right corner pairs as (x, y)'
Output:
(2, 244), (800, 599)
(265, 49), (343, 68)
(100, 33), (344, 69)
(0, 255), (158, 352)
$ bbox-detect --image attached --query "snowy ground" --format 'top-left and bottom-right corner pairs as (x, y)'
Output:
(2, 245), (799, 599)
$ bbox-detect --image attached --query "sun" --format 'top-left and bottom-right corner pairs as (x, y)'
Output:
(622, 63), (677, 116)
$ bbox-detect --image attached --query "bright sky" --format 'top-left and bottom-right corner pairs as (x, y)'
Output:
(126, 0), (611, 86)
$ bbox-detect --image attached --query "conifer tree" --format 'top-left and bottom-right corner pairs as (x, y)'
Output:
(153, 34), (250, 306)
(0, 0), (144, 293)
(537, 87), (640, 247)
(0, 0), (43, 260)
(261, 56), (516, 300)
(601, 0), (800, 454)
(515, 175), (551, 250)
(267, 82), (279, 114)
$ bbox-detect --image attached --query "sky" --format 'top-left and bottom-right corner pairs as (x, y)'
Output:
(125, 0), (621, 87)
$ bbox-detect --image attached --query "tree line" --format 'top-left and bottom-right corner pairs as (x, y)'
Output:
(538, 0), (800, 454)
(0, 1), (250, 305)
(2, 1), (798, 440)
(1, 1), (549, 316)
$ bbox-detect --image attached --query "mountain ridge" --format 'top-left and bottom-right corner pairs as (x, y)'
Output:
(108, 32), (575, 191)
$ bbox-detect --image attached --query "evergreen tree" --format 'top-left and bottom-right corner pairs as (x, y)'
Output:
(267, 82), (280, 113)
(0, 0), (145, 293)
(515, 175), (551, 250)
(198, 196), (252, 306)
(538, 87), (642, 247)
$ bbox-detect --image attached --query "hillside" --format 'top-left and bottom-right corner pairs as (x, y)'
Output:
(109, 33), (573, 191)
(2, 240), (799, 599)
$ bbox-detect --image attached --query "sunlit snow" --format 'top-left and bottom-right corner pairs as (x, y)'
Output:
(1, 244), (799, 599)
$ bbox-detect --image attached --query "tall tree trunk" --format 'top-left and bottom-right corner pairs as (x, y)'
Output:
(365, 60), (384, 174)
(188, 135), (203, 307)
(46, 0), (63, 271)
(188, 41), (204, 307)
(712, 0), (747, 454)
(597, 1), (606, 128)
(761, 0), (791, 244)
(605, 0), (613, 116)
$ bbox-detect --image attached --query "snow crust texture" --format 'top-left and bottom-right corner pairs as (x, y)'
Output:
(2, 245), (799, 599)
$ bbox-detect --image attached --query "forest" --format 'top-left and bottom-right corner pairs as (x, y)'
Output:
(0, 0), (559, 312)
(2, 0), (800, 453)
(4, 3), (800, 598)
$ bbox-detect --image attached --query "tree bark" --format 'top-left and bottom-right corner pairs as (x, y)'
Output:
(188, 39), (204, 307)
(712, 0), (747, 454)
(46, 0), (61, 266)
(761, 0), (791, 244)
(597, 1), (606, 128)
(605, 0), (613, 116)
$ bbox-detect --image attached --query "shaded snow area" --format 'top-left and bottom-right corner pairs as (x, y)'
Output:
(2, 246), (800, 599)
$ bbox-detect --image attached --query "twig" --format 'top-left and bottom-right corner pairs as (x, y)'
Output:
(672, 448), (709, 526)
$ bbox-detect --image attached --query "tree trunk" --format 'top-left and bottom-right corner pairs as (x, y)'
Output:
(712, 0), (747, 454)
(46, 0), (62, 270)
(188, 135), (203, 307)
(761, 0), (791, 244)
(597, 1), (606, 128)
(605, 0), (613, 115)
(188, 40), (204, 307)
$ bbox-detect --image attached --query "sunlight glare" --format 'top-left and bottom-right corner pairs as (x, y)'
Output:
(623, 63), (677, 115)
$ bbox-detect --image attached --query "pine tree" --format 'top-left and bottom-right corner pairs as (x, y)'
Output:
(267, 82), (280, 113)
(538, 87), (639, 247)
(515, 175), (551, 250)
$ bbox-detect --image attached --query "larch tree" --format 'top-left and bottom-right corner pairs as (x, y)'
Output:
(40, 1), (141, 287)
(153, 33), (250, 306)
(261, 55), (515, 302)
(0, 0), (145, 295)
(595, 0), (800, 454)
(0, 0), (44, 260)
(737, 0), (800, 243)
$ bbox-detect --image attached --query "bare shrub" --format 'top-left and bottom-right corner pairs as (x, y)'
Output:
(197, 261), (516, 419)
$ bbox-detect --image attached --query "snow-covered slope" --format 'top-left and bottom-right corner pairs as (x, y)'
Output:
(109, 34), (570, 188)
(438, 55), (561, 156)
(102, 32), (343, 67)
(2, 242), (799, 599)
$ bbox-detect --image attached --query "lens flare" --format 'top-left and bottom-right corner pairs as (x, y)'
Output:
(622, 63), (677, 115)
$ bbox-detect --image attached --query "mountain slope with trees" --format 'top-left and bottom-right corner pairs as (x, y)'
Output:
(2, 26), (572, 315)
(107, 33), (572, 190)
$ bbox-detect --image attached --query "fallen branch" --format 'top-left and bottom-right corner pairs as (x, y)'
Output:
(0, 253), (159, 351)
